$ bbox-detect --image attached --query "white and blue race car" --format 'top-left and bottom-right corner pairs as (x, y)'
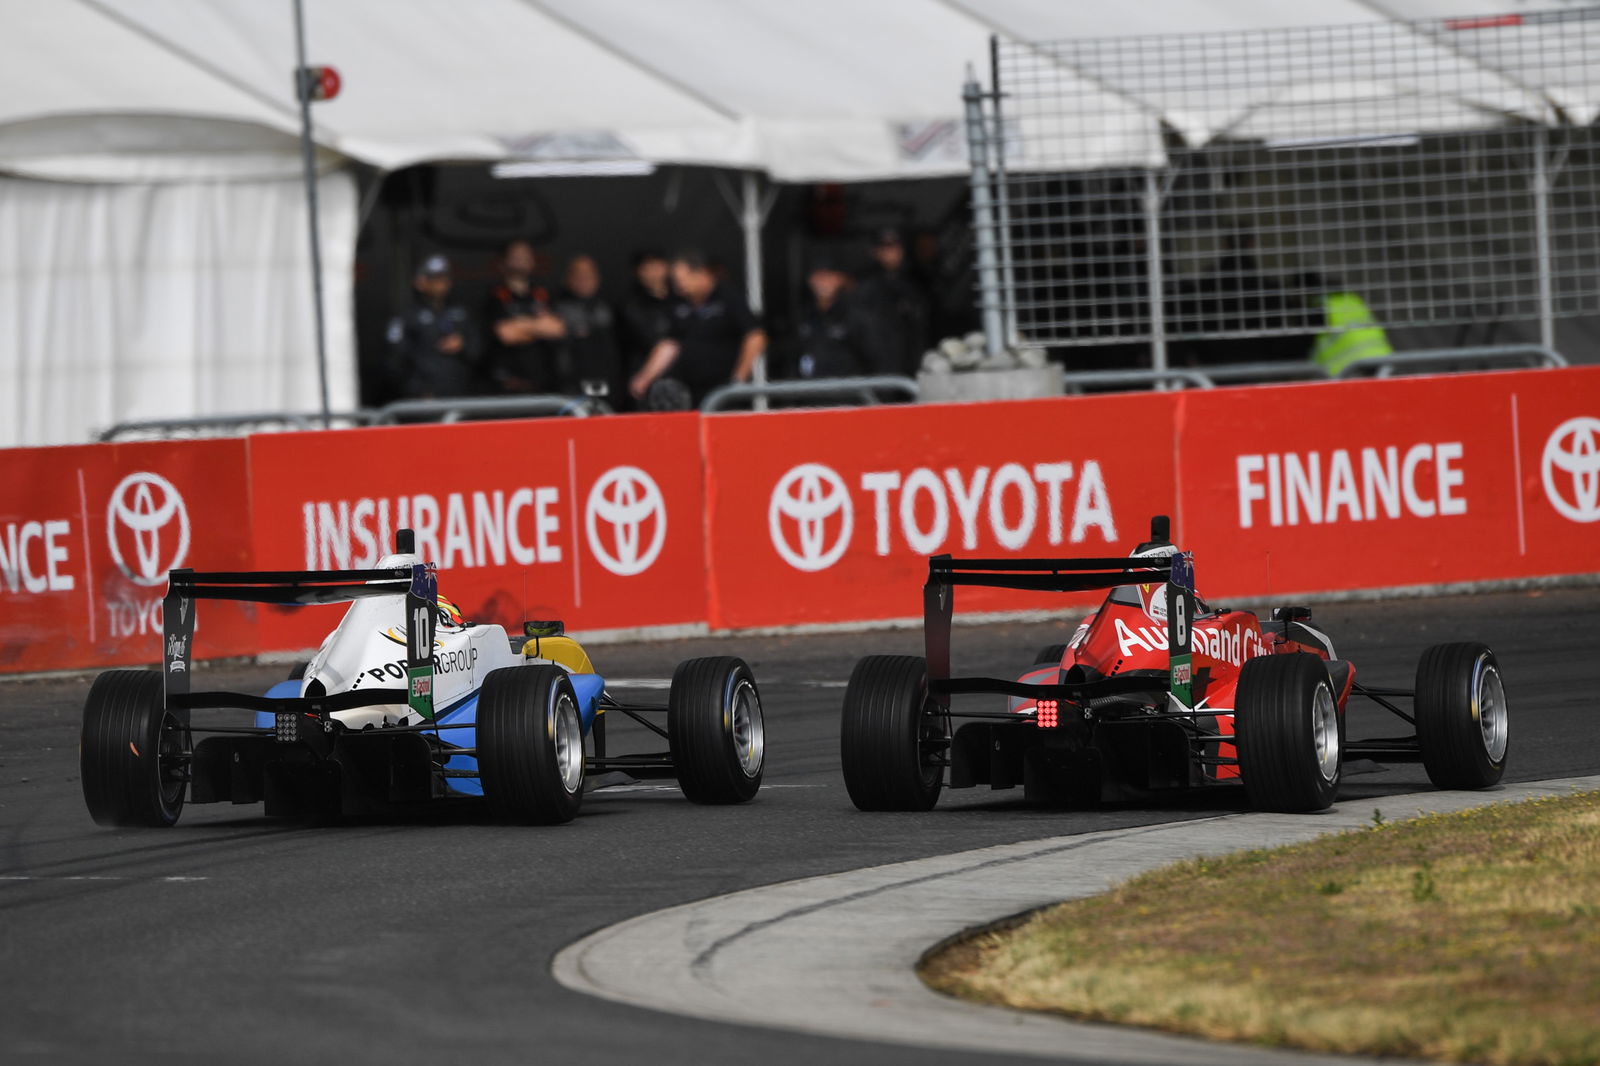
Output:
(80, 530), (765, 827)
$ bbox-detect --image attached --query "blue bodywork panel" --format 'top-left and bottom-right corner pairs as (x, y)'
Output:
(257, 671), (605, 798)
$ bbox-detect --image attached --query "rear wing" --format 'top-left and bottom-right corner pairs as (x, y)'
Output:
(923, 523), (1197, 710)
(162, 530), (439, 720)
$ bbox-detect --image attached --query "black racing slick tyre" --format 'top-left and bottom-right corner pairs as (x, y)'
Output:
(477, 665), (585, 825)
(840, 655), (947, 812)
(1235, 653), (1343, 813)
(1415, 642), (1508, 790)
(668, 657), (765, 804)
(81, 670), (187, 827)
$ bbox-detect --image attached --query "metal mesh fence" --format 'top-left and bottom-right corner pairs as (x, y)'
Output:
(976, 9), (1600, 364)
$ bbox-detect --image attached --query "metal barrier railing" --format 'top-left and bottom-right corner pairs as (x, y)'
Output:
(371, 395), (607, 424)
(90, 348), (1569, 440)
(1198, 362), (1333, 386)
(97, 411), (376, 442)
(1054, 345), (1568, 394)
(1059, 368), (1215, 393)
(1336, 345), (1567, 379)
(700, 376), (920, 413)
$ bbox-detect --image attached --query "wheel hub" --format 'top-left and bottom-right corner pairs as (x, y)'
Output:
(552, 694), (583, 794)
(1475, 661), (1509, 762)
(1311, 683), (1340, 783)
(730, 679), (765, 778)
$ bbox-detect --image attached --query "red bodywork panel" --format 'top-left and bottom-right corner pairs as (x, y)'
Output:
(1015, 585), (1352, 783)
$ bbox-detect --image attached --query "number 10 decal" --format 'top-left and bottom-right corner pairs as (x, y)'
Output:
(405, 563), (438, 721)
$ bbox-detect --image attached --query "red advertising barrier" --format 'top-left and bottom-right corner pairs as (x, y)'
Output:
(2, 367), (1595, 675)
(0, 439), (255, 672)
(700, 393), (1181, 629)
(1175, 368), (1600, 596)
(246, 413), (705, 652)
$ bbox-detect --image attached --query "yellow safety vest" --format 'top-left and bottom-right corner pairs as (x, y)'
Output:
(1311, 292), (1393, 375)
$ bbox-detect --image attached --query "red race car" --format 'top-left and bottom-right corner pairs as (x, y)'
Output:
(841, 516), (1508, 813)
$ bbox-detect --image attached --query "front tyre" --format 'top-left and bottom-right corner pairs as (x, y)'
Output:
(840, 655), (946, 811)
(478, 665), (585, 824)
(1235, 653), (1342, 813)
(1415, 642), (1508, 790)
(81, 670), (187, 827)
(668, 657), (765, 804)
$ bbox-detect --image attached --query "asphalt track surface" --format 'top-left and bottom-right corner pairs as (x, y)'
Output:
(3, 587), (1597, 1065)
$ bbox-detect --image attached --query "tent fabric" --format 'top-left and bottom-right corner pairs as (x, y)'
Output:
(0, 170), (357, 447)
(3, 1), (1597, 182)
(1, 0), (1598, 447)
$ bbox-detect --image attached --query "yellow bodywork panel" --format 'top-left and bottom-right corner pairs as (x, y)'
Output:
(519, 634), (594, 675)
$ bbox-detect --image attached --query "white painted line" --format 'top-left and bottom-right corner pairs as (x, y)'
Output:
(555, 775), (1600, 1065)
(1511, 392), (1527, 556)
(0, 875), (208, 882)
(604, 678), (849, 689)
(592, 783), (823, 794)
(76, 467), (98, 644)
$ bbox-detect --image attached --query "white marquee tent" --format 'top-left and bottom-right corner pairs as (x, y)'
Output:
(3, 0), (1596, 445)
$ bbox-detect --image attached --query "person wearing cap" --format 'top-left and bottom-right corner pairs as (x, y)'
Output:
(776, 252), (872, 381)
(855, 227), (930, 376)
(483, 238), (568, 394)
(384, 254), (483, 399)
(628, 249), (765, 408)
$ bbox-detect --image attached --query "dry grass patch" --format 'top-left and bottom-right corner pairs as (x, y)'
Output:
(921, 792), (1600, 1066)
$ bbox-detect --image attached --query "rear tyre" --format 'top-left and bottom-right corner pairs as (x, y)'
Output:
(81, 670), (187, 827)
(668, 657), (765, 804)
(1415, 642), (1508, 790)
(477, 665), (584, 824)
(841, 655), (947, 811)
(1235, 653), (1342, 813)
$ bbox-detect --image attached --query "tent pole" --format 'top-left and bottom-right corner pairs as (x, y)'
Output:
(741, 170), (769, 410)
(293, 0), (332, 428)
(1144, 168), (1168, 377)
(964, 71), (1005, 358)
(1533, 126), (1554, 351)
(989, 36), (1019, 348)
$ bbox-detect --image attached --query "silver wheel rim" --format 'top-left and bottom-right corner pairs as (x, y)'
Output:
(730, 679), (765, 778)
(1475, 661), (1509, 763)
(1311, 682), (1340, 783)
(551, 692), (583, 794)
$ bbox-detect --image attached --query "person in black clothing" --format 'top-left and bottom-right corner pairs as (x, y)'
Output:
(618, 249), (674, 385)
(629, 249), (765, 408)
(385, 255), (482, 399)
(553, 254), (624, 407)
(855, 227), (929, 376)
(779, 257), (871, 380)
(483, 238), (567, 394)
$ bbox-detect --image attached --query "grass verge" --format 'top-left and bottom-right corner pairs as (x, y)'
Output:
(921, 791), (1600, 1066)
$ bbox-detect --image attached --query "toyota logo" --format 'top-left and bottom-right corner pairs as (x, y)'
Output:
(106, 471), (191, 587)
(1542, 416), (1600, 523)
(585, 466), (666, 576)
(769, 463), (853, 572)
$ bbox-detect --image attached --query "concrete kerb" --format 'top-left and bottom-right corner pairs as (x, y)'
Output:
(553, 775), (1600, 1066)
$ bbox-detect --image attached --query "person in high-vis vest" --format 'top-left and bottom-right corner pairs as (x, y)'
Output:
(1311, 290), (1393, 374)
